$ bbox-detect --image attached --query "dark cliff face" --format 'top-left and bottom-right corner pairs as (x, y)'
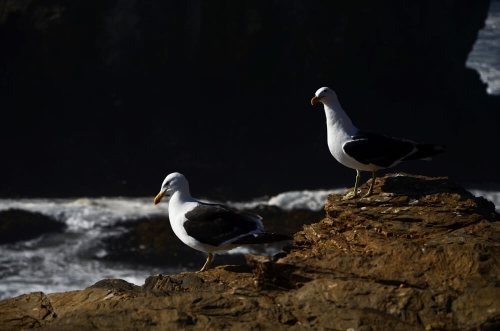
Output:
(0, 0), (498, 198)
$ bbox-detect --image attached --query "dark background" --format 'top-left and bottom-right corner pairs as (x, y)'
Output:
(1, 0), (499, 200)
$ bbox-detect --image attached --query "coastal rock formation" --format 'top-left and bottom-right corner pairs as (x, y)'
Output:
(258, 173), (500, 330)
(1, 173), (499, 330)
(0, 209), (66, 244)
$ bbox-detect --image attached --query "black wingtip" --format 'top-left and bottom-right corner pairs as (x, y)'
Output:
(403, 142), (445, 161)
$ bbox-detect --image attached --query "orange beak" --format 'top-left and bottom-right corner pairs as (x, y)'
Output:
(154, 192), (166, 205)
(311, 96), (320, 105)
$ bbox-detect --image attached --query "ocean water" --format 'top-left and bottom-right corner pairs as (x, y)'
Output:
(466, 0), (500, 95)
(0, 198), (172, 300)
(0, 187), (498, 301)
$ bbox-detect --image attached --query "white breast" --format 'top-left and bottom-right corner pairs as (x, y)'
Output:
(326, 121), (351, 164)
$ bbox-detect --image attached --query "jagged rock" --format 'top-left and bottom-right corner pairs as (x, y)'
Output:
(287, 174), (500, 293)
(0, 209), (66, 244)
(0, 267), (259, 330)
(1, 174), (499, 330)
(0, 292), (57, 329)
(262, 173), (500, 329)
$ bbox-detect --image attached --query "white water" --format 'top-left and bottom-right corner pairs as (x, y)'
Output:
(467, 0), (500, 95)
(0, 187), (498, 301)
(0, 198), (174, 300)
(470, 190), (500, 210)
(267, 188), (345, 211)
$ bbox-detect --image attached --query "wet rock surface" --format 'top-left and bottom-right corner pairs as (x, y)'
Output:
(0, 209), (66, 245)
(1, 174), (499, 330)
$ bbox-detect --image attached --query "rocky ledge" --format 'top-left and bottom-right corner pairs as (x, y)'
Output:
(1, 173), (499, 330)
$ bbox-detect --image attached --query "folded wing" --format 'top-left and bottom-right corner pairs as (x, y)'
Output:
(184, 203), (264, 247)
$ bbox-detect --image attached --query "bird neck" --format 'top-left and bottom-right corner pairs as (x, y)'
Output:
(170, 190), (194, 205)
(323, 100), (357, 136)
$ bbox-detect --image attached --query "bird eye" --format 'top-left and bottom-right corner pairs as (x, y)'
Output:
(165, 181), (171, 187)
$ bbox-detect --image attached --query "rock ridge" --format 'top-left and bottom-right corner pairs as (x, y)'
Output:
(1, 173), (499, 330)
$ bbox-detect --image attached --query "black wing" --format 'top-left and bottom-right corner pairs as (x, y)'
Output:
(231, 232), (292, 245)
(343, 131), (415, 168)
(184, 203), (263, 247)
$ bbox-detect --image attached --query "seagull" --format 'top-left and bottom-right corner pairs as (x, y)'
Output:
(154, 172), (292, 272)
(311, 87), (445, 200)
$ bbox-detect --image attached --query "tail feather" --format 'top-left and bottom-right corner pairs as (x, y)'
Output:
(232, 232), (292, 245)
(403, 143), (445, 161)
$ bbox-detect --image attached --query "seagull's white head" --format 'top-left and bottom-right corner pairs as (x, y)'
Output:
(311, 87), (338, 106)
(154, 172), (190, 205)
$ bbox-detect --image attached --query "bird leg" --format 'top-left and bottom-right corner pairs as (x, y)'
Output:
(197, 253), (213, 273)
(343, 170), (361, 200)
(363, 171), (377, 198)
